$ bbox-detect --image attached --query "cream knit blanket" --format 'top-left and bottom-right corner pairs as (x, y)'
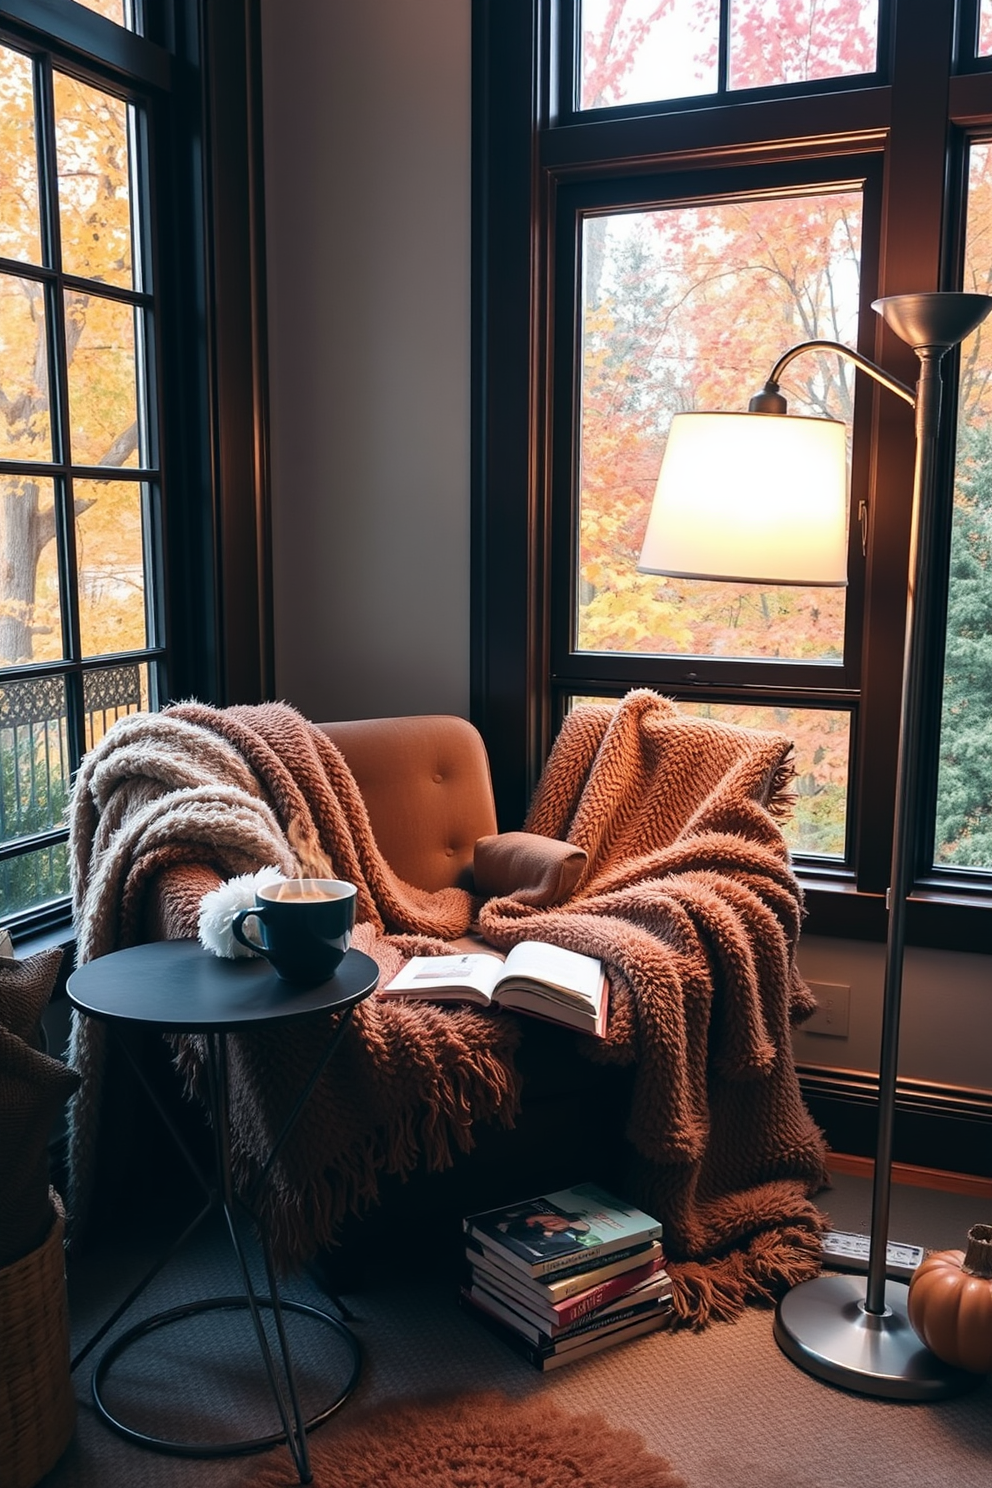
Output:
(66, 700), (521, 1251)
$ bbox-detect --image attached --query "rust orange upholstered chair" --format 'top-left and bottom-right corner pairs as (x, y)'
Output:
(306, 715), (631, 1276)
(317, 714), (498, 894)
(105, 714), (631, 1276)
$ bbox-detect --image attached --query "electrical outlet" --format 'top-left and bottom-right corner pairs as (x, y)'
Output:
(804, 980), (850, 1037)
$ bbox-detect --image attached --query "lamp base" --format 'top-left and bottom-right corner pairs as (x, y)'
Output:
(773, 1274), (981, 1400)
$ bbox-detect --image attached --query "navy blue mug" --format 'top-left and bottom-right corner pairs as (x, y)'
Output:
(232, 877), (357, 986)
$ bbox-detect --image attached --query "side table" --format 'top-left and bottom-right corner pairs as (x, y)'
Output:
(67, 938), (379, 1484)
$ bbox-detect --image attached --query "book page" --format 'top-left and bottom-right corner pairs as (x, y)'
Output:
(493, 983), (606, 1037)
(381, 952), (506, 1003)
(498, 942), (604, 1010)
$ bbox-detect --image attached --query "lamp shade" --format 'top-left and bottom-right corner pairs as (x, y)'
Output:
(637, 410), (849, 586)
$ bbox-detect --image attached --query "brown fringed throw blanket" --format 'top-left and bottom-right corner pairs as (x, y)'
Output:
(67, 690), (827, 1326)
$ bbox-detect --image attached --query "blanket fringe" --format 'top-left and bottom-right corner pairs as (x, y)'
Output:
(667, 1221), (824, 1329)
(765, 751), (798, 820)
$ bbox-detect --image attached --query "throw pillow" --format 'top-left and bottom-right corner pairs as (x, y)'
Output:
(473, 831), (587, 907)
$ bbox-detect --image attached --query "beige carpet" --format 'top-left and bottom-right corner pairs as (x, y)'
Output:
(46, 1171), (992, 1488)
(242, 1391), (685, 1487)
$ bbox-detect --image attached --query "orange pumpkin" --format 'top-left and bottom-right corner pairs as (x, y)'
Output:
(907, 1223), (992, 1374)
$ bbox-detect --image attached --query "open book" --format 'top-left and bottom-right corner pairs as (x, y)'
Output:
(379, 942), (608, 1037)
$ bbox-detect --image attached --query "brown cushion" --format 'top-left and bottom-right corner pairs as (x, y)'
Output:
(0, 946), (65, 1049)
(0, 1030), (80, 1267)
(473, 831), (587, 907)
(0, 947), (77, 1265)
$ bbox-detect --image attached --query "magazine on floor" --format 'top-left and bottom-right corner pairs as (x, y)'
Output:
(462, 1182), (664, 1279)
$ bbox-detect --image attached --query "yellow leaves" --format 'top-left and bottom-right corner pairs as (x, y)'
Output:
(577, 569), (691, 653)
(54, 71), (132, 289)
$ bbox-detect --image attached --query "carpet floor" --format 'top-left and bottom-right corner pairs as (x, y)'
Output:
(36, 1168), (992, 1488)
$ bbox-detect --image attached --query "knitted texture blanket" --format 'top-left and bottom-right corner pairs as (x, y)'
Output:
(66, 701), (522, 1253)
(67, 691), (827, 1326)
(477, 690), (829, 1322)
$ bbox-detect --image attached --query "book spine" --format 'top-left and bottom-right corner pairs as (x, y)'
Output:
(528, 1225), (663, 1278)
(469, 1224), (663, 1279)
(467, 1238), (664, 1299)
(547, 1294), (671, 1346)
(460, 1291), (673, 1371)
(551, 1260), (669, 1327)
(472, 1280), (670, 1348)
(469, 1250), (669, 1329)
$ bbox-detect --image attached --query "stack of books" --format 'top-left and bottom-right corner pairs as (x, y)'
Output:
(459, 1181), (672, 1370)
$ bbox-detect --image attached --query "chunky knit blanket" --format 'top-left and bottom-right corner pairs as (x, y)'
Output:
(67, 691), (827, 1325)
(479, 690), (829, 1321)
(66, 701), (521, 1256)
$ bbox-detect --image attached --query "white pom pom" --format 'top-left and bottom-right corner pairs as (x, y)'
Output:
(198, 867), (286, 959)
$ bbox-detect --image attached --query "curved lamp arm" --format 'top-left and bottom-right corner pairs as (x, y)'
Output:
(748, 337), (916, 414)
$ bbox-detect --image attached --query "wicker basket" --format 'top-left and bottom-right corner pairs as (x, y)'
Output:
(0, 1192), (75, 1488)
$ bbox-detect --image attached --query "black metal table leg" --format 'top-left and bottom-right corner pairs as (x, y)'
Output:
(67, 943), (379, 1481)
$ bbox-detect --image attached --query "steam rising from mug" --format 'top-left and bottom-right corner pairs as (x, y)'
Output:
(231, 877), (357, 986)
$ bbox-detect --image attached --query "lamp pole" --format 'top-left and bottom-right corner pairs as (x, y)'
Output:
(771, 292), (992, 1398)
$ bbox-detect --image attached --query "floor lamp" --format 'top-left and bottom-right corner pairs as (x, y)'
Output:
(638, 291), (992, 1399)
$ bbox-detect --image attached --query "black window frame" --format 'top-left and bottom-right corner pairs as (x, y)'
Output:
(0, 0), (270, 939)
(472, 0), (992, 954)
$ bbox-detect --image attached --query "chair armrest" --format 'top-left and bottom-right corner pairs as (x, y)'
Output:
(473, 832), (587, 906)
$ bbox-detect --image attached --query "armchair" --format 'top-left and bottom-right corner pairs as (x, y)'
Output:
(72, 710), (631, 1273)
(68, 692), (826, 1322)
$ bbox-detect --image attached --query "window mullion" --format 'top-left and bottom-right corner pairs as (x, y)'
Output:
(854, 0), (956, 897)
(36, 49), (89, 792)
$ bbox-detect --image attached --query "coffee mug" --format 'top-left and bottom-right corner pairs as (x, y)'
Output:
(231, 877), (357, 986)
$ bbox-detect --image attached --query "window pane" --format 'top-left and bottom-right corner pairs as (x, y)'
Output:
(0, 45), (42, 266)
(0, 840), (69, 918)
(0, 674), (70, 846)
(935, 141), (992, 871)
(54, 72), (133, 290)
(569, 694), (850, 857)
(576, 189), (860, 662)
(980, 1), (992, 57)
(580, 0), (717, 109)
(728, 1), (878, 91)
(83, 660), (148, 750)
(72, 0), (137, 26)
(0, 475), (62, 668)
(0, 273), (52, 462)
(65, 291), (141, 467)
(75, 479), (147, 657)
(578, 1), (878, 109)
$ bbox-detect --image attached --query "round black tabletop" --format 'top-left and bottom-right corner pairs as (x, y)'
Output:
(67, 940), (379, 1032)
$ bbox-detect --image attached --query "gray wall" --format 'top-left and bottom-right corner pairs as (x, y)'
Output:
(796, 936), (991, 1093)
(259, 1), (991, 1107)
(261, 0), (471, 724)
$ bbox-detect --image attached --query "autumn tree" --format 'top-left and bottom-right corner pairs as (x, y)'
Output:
(573, 1), (902, 857)
(0, 52), (140, 670)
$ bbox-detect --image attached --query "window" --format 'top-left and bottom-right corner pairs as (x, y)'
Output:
(575, 0), (881, 110)
(0, 31), (163, 921)
(0, 0), (269, 935)
(937, 139), (992, 872)
(474, 0), (992, 951)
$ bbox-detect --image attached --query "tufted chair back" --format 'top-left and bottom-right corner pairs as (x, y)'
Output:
(317, 715), (498, 893)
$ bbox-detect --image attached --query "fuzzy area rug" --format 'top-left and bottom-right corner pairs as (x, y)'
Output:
(240, 1390), (687, 1488)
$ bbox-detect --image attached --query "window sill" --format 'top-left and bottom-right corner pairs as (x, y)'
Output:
(801, 875), (991, 954)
